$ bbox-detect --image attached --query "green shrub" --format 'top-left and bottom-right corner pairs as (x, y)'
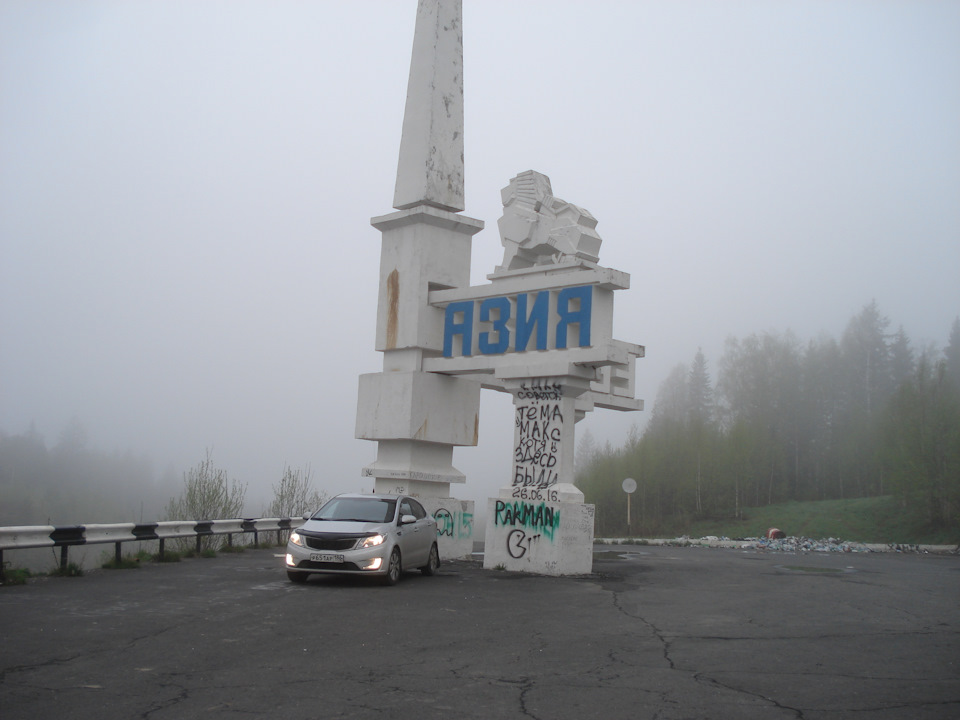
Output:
(164, 450), (247, 553)
(2, 566), (33, 585)
(101, 548), (152, 569)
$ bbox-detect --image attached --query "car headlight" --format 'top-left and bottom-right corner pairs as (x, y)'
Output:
(290, 531), (304, 547)
(359, 534), (385, 548)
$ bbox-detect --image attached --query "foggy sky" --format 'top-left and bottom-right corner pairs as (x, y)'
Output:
(2, 1), (958, 514)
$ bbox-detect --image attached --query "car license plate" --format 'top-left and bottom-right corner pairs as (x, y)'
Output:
(310, 553), (343, 563)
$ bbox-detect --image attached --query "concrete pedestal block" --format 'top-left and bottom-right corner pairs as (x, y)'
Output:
(356, 371), (480, 446)
(371, 207), (482, 354)
(482, 494), (595, 576)
(365, 440), (463, 488)
(417, 496), (475, 561)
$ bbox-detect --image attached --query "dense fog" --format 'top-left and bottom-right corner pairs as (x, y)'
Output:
(2, 2), (958, 525)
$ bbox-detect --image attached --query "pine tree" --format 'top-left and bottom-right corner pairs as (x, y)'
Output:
(688, 348), (714, 425)
(945, 317), (960, 392)
(840, 300), (892, 419)
(575, 429), (598, 474)
(889, 326), (915, 391)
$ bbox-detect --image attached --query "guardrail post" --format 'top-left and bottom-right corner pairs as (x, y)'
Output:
(254, 530), (259, 546)
(195, 535), (202, 555)
(227, 533), (233, 548)
(158, 538), (165, 561)
(0, 548), (5, 583)
(115, 542), (122, 565)
(60, 545), (69, 572)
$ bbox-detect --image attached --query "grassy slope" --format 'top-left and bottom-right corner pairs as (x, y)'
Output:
(683, 496), (959, 545)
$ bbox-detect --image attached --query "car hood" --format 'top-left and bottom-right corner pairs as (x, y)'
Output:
(297, 519), (385, 535)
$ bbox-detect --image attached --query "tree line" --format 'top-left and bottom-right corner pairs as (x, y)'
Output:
(576, 302), (960, 538)
(0, 419), (167, 526)
(0, 422), (326, 528)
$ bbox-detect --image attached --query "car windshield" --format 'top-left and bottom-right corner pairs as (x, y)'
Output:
(312, 498), (397, 523)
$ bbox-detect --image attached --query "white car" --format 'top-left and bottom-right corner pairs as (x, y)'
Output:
(285, 494), (439, 585)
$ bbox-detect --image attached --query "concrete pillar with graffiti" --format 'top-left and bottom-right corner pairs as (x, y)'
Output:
(481, 377), (596, 575)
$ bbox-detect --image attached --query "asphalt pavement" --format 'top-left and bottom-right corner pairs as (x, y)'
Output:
(1, 544), (958, 719)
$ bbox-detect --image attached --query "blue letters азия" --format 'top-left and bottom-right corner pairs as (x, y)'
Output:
(443, 285), (592, 358)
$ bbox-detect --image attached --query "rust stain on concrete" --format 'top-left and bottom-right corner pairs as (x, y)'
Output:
(415, 418), (428, 441)
(386, 269), (399, 349)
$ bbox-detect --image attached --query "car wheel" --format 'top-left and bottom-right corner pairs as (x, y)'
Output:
(287, 570), (308, 583)
(421, 543), (440, 576)
(383, 548), (402, 586)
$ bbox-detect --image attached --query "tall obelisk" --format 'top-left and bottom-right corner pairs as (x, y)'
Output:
(355, 0), (482, 559)
(393, 0), (465, 213)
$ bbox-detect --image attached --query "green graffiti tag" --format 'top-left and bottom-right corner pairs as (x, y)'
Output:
(493, 500), (560, 540)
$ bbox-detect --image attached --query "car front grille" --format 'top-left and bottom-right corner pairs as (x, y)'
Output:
(302, 535), (360, 551)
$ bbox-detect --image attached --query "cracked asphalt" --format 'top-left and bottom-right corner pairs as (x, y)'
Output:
(1, 545), (958, 719)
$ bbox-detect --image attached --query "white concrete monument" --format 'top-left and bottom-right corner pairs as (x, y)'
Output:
(357, 0), (644, 574)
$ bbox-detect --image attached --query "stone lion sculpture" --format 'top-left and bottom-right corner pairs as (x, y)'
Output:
(496, 170), (602, 272)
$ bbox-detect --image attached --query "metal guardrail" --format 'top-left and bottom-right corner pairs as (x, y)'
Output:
(0, 517), (305, 581)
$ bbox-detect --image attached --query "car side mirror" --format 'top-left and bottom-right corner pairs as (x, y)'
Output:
(400, 514), (417, 525)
